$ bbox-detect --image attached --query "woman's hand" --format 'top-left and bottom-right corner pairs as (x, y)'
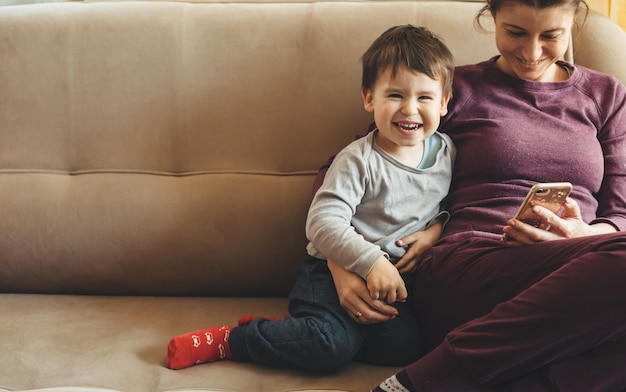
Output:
(394, 221), (443, 274)
(326, 223), (441, 323)
(502, 197), (617, 245)
(326, 259), (398, 324)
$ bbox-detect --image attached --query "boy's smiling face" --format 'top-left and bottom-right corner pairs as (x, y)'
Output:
(362, 65), (450, 157)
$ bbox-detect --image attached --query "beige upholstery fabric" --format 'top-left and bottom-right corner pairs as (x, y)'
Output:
(0, 2), (624, 391)
(0, 1), (504, 298)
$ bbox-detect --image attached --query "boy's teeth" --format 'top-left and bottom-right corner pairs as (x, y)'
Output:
(398, 123), (418, 130)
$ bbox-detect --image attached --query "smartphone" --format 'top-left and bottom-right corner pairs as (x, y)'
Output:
(503, 182), (572, 241)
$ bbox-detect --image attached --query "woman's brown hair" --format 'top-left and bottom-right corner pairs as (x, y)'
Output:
(474, 0), (589, 31)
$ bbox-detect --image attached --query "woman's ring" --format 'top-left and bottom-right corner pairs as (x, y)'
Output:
(355, 311), (363, 318)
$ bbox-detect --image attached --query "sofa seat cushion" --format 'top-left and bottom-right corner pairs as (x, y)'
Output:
(0, 294), (401, 392)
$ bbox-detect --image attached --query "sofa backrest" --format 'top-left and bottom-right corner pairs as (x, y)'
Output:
(1, 1), (624, 296)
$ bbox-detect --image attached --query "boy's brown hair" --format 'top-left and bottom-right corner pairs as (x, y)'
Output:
(361, 25), (455, 96)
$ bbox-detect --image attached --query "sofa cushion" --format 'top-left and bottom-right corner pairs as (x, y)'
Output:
(0, 294), (401, 392)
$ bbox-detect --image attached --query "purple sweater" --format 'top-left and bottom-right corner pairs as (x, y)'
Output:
(315, 57), (626, 240)
(441, 57), (626, 240)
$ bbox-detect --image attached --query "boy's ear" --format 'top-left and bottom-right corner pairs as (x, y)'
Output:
(439, 92), (452, 116)
(362, 88), (375, 113)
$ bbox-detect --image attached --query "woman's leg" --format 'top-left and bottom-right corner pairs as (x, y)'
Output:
(495, 333), (626, 391)
(403, 232), (626, 390)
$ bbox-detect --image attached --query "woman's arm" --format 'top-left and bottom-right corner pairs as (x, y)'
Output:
(502, 197), (618, 245)
(327, 221), (444, 323)
(326, 259), (399, 324)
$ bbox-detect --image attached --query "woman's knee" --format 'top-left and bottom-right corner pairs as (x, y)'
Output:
(593, 231), (626, 253)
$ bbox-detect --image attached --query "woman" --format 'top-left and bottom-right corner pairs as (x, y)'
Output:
(319, 0), (626, 390)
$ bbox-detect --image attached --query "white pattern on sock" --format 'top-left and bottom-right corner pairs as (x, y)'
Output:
(378, 375), (411, 392)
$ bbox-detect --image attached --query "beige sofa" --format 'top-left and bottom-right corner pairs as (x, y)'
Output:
(1, 1), (625, 391)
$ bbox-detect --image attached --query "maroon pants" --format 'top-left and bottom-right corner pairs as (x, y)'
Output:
(409, 232), (626, 391)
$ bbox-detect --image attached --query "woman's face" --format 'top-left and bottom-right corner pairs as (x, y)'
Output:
(493, 3), (575, 82)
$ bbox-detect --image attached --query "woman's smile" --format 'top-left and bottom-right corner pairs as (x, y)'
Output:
(494, 3), (573, 82)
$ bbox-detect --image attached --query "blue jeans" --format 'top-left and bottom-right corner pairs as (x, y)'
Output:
(229, 255), (424, 372)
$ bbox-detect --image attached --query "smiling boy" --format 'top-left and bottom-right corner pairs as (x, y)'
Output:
(167, 25), (456, 373)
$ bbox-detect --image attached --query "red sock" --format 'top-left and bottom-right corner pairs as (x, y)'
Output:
(167, 325), (233, 370)
(237, 315), (287, 326)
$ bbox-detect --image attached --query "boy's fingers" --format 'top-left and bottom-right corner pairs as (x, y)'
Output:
(398, 287), (408, 302)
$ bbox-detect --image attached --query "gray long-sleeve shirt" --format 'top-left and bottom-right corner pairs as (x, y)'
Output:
(306, 130), (455, 279)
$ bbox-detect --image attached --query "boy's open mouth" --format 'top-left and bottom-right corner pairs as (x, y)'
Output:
(394, 122), (421, 132)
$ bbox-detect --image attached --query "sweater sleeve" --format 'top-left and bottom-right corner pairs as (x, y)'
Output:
(591, 75), (626, 231)
(305, 144), (386, 279)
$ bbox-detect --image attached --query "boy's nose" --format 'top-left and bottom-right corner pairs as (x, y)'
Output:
(402, 100), (419, 115)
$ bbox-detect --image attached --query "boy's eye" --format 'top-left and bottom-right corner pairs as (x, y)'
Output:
(388, 93), (402, 99)
(419, 96), (433, 101)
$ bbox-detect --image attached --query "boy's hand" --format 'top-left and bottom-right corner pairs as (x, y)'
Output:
(366, 257), (407, 304)
(394, 221), (442, 273)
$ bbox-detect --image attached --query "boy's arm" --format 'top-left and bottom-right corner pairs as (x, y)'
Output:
(306, 144), (386, 279)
